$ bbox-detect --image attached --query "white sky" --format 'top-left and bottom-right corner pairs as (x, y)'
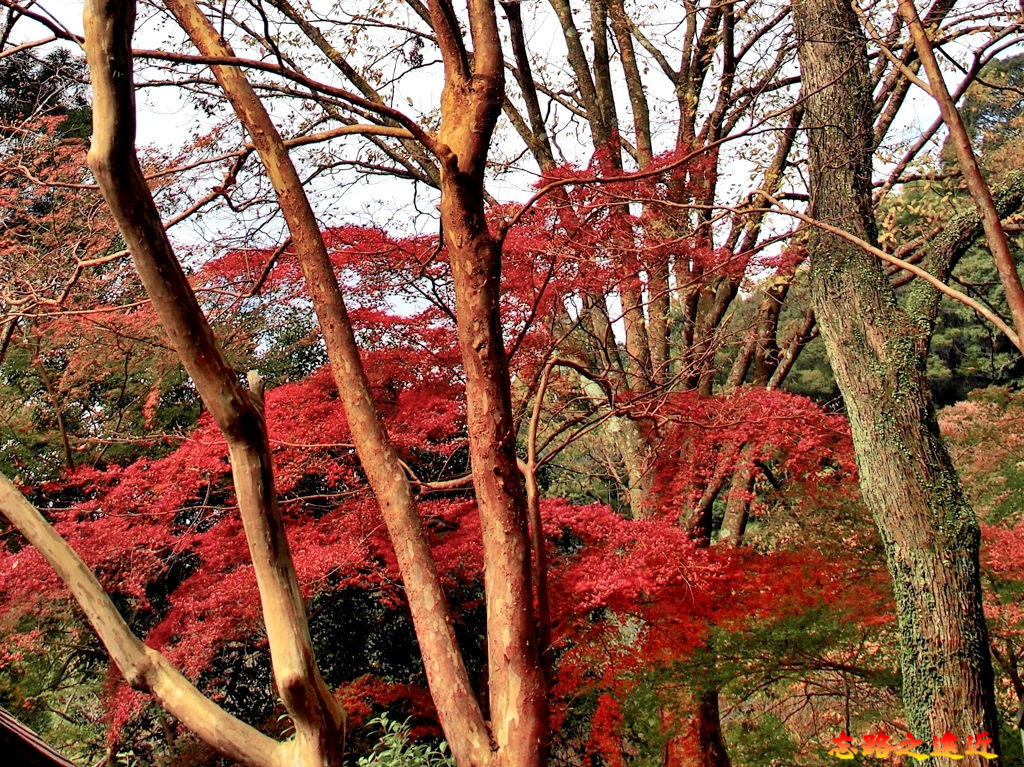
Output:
(10, 0), (1015, 258)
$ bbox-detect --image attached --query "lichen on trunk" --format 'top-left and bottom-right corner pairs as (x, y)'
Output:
(792, 0), (1001, 759)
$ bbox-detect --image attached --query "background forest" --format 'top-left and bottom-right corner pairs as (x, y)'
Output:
(0, 0), (1023, 765)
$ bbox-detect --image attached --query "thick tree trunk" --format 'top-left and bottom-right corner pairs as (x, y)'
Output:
(432, 4), (548, 759)
(620, 280), (653, 391)
(438, 189), (548, 767)
(689, 460), (731, 545)
(647, 254), (672, 384)
(793, 1), (1000, 761)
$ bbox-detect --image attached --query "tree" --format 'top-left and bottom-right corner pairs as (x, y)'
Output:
(792, 0), (1003, 761)
(0, 338), (880, 764)
(2, 0), (550, 763)
(940, 388), (1024, 758)
(0, 47), (90, 137)
(880, 52), (1024, 404)
(0, 99), (318, 485)
(1, 0), (1023, 763)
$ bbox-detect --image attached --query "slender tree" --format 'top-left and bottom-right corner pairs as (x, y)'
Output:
(2, 0), (549, 763)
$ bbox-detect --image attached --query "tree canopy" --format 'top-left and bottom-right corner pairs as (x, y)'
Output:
(0, 0), (1023, 765)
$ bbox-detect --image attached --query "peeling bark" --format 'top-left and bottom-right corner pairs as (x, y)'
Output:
(158, 0), (494, 762)
(78, 0), (343, 762)
(430, 0), (549, 759)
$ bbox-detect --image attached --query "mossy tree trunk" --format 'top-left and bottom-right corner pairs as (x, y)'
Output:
(793, 0), (1000, 760)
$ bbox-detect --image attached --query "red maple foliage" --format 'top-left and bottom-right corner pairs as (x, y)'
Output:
(652, 387), (857, 519)
(1, 150), (891, 759)
(0, 315), (885, 757)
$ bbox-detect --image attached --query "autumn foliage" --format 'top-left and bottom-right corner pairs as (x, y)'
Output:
(0, 205), (900, 762)
(2, 77), (1015, 764)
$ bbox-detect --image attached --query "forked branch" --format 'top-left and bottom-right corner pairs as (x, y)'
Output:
(758, 191), (1023, 352)
(160, 0), (492, 762)
(0, 474), (278, 767)
(82, 0), (343, 762)
(896, 0), (1024, 342)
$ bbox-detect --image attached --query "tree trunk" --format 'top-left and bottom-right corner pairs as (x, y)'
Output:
(689, 460), (731, 545)
(647, 254), (672, 385)
(433, 4), (549, 758)
(54, 2), (348, 763)
(159, 3), (495, 762)
(718, 460), (755, 548)
(792, 0), (1000, 761)
(439, 188), (548, 767)
(662, 688), (732, 767)
(694, 689), (732, 767)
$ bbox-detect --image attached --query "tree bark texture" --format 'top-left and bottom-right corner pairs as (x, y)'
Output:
(792, 0), (1000, 762)
(159, 3), (494, 763)
(431, 0), (548, 760)
(717, 460), (755, 547)
(81, 0), (344, 763)
(437, 117), (549, 767)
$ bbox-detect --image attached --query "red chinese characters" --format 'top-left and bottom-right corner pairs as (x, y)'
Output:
(895, 732), (929, 762)
(829, 731), (857, 760)
(965, 732), (998, 760)
(931, 730), (964, 760)
(829, 730), (998, 762)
